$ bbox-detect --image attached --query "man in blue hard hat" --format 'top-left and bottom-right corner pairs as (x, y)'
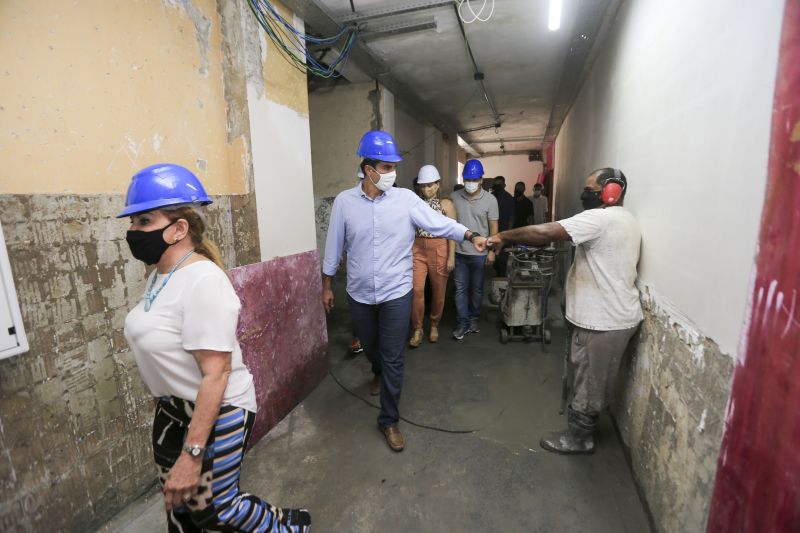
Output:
(450, 159), (499, 340)
(321, 131), (488, 452)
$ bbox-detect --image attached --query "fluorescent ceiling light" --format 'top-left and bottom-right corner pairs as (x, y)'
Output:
(549, 0), (562, 31)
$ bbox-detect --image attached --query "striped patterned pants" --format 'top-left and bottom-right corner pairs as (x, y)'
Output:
(152, 397), (311, 532)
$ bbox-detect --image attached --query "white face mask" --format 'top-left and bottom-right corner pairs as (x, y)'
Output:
(370, 169), (397, 192)
(464, 180), (480, 194)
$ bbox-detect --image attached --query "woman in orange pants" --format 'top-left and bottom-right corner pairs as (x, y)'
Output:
(410, 165), (458, 347)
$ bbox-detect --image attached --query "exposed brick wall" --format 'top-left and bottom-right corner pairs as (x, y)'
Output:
(0, 194), (259, 531)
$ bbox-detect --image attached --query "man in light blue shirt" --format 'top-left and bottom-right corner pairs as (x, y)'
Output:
(322, 131), (487, 452)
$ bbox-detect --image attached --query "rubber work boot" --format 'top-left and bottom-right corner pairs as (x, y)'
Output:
(409, 329), (423, 348)
(370, 375), (380, 396)
(539, 406), (598, 455)
(429, 326), (439, 343)
(380, 425), (405, 452)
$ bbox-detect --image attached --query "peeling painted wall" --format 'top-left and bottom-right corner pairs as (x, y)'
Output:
(0, 0), (318, 531)
(0, 0), (247, 195)
(551, 0), (785, 531)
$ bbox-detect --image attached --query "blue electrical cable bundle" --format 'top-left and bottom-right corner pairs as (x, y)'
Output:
(248, 0), (358, 78)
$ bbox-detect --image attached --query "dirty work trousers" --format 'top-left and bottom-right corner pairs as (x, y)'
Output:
(411, 237), (450, 330)
(152, 396), (311, 532)
(569, 324), (639, 414)
(348, 290), (413, 428)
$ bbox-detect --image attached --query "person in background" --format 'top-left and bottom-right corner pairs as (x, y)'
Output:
(531, 183), (549, 224)
(481, 168), (642, 455)
(450, 159), (499, 340)
(491, 176), (514, 232)
(322, 131), (488, 452)
(512, 181), (534, 228)
(491, 176), (515, 277)
(120, 164), (311, 532)
(409, 165), (458, 348)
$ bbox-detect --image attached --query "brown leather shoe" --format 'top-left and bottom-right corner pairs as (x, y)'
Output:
(429, 326), (439, 343)
(380, 425), (405, 452)
(370, 375), (380, 396)
(409, 329), (423, 348)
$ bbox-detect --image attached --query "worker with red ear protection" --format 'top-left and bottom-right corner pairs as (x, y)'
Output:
(478, 167), (643, 455)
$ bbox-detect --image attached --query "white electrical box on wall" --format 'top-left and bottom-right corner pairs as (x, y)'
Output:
(0, 221), (29, 359)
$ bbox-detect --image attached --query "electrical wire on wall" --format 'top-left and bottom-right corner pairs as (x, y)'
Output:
(247, 0), (358, 78)
(456, 0), (495, 24)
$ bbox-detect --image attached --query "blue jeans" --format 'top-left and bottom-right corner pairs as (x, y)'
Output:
(454, 253), (486, 327)
(348, 291), (413, 427)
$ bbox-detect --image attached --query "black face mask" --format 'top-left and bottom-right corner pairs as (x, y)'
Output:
(580, 190), (603, 210)
(126, 220), (176, 265)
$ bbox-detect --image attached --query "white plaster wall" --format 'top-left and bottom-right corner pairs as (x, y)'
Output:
(480, 154), (544, 196)
(308, 82), (375, 198)
(249, 91), (317, 260)
(553, 0), (785, 356)
(394, 104), (428, 189)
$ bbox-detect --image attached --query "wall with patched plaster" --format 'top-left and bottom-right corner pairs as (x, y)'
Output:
(0, 0), (316, 531)
(552, 0), (785, 531)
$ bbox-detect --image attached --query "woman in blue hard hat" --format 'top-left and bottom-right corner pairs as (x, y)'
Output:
(409, 164), (458, 348)
(119, 163), (311, 532)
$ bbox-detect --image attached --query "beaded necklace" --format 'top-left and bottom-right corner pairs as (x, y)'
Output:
(144, 250), (195, 312)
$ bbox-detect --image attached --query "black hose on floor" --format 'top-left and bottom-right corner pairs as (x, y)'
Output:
(327, 368), (506, 435)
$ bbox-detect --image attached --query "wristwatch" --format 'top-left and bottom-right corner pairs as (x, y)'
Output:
(182, 443), (206, 458)
(467, 231), (481, 243)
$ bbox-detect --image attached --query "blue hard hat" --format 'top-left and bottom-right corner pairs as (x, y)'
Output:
(462, 159), (484, 180)
(117, 163), (212, 218)
(357, 130), (404, 163)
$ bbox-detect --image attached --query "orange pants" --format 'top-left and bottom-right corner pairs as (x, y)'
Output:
(411, 237), (450, 330)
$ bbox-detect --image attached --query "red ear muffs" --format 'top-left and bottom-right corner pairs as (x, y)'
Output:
(601, 182), (623, 205)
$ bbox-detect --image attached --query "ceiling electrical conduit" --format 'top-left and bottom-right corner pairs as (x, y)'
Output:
(452, 3), (502, 132)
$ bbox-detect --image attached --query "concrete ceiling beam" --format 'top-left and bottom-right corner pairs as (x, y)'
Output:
(336, 0), (455, 24)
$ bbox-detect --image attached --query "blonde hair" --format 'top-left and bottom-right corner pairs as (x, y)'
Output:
(161, 204), (225, 269)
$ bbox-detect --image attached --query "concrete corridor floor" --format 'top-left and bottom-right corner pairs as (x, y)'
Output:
(100, 282), (651, 533)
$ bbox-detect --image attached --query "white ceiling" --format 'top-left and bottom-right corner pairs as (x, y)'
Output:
(314, 0), (603, 155)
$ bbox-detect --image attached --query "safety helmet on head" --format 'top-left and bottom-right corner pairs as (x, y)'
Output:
(462, 159), (484, 180)
(357, 130), (404, 163)
(117, 163), (212, 218)
(417, 165), (441, 184)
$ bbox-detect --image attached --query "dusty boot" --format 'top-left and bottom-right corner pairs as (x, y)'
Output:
(409, 329), (423, 348)
(429, 325), (439, 343)
(539, 406), (597, 455)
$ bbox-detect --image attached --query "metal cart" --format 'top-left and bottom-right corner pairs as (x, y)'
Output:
(495, 247), (558, 345)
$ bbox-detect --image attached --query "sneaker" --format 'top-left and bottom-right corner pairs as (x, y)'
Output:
(278, 508), (312, 531)
(469, 320), (480, 333)
(452, 324), (469, 340)
(350, 337), (364, 354)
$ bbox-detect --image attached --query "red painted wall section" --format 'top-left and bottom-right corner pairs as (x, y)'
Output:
(228, 250), (329, 444)
(707, 2), (800, 531)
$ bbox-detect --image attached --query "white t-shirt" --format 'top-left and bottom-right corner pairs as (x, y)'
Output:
(558, 206), (643, 331)
(124, 260), (257, 412)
